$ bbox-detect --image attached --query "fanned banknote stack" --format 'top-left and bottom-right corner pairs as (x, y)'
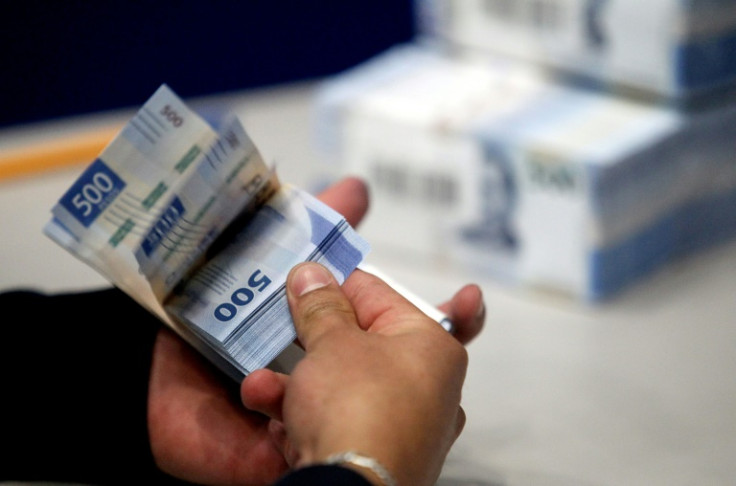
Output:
(44, 84), (370, 381)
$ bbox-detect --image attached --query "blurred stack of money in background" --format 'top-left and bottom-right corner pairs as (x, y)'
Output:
(313, 0), (736, 301)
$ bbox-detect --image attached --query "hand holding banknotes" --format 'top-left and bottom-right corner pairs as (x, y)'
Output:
(146, 177), (366, 484)
(146, 177), (486, 485)
(29, 83), (484, 486)
(240, 263), (483, 486)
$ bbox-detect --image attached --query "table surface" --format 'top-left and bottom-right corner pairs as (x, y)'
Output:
(1, 82), (735, 486)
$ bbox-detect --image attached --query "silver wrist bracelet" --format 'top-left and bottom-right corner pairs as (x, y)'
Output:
(325, 451), (398, 486)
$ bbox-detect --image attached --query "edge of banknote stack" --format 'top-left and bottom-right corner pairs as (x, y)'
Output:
(43, 84), (370, 381)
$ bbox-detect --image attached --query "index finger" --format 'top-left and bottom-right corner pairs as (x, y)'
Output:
(342, 269), (444, 335)
(315, 177), (369, 228)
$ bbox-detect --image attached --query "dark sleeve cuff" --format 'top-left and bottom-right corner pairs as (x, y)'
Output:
(0, 287), (187, 485)
(274, 465), (374, 486)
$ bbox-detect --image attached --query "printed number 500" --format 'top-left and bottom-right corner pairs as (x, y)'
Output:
(214, 270), (272, 322)
(70, 172), (116, 217)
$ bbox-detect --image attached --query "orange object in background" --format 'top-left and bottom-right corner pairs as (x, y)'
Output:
(0, 125), (120, 181)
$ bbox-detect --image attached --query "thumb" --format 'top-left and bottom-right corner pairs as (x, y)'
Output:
(286, 262), (360, 351)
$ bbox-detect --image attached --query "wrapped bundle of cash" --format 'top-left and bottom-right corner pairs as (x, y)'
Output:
(314, 44), (736, 300)
(45, 85), (370, 380)
(414, 0), (736, 100)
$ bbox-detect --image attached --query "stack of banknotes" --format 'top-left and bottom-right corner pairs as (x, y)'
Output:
(45, 85), (370, 380)
(414, 0), (736, 99)
(314, 44), (736, 300)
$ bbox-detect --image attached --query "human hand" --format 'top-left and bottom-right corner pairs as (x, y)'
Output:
(242, 262), (483, 486)
(146, 177), (370, 485)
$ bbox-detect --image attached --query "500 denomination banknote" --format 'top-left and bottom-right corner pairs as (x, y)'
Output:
(44, 84), (370, 380)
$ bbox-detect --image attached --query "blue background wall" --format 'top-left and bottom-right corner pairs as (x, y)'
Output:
(1, 1), (415, 127)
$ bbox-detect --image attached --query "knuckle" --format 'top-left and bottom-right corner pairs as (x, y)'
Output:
(298, 291), (354, 324)
(455, 406), (467, 438)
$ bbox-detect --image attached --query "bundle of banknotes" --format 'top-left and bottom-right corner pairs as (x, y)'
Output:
(415, 0), (736, 99)
(44, 85), (370, 380)
(314, 43), (736, 300)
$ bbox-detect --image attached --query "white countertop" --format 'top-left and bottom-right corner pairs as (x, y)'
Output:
(2, 82), (734, 486)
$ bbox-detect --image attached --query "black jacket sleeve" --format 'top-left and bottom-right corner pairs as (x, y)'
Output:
(274, 465), (373, 486)
(0, 287), (188, 485)
(0, 288), (374, 486)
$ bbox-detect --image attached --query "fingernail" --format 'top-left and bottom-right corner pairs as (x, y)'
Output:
(476, 300), (486, 321)
(290, 263), (333, 297)
(475, 289), (486, 321)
